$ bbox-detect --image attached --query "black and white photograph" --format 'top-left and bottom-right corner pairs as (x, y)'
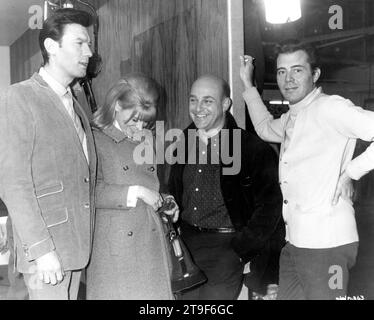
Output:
(0, 0), (373, 307)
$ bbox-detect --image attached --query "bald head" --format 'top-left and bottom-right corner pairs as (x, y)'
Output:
(191, 75), (231, 100)
(189, 75), (232, 132)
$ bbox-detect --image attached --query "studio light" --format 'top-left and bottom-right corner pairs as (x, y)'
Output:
(63, 1), (74, 8)
(44, 0), (75, 20)
(264, 0), (302, 24)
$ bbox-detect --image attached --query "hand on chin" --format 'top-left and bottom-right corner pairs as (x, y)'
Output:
(123, 125), (148, 142)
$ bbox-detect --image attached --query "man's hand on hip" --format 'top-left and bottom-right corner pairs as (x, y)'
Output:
(35, 251), (65, 285)
(332, 171), (354, 205)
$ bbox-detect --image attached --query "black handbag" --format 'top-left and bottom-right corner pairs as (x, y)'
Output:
(158, 201), (207, 293)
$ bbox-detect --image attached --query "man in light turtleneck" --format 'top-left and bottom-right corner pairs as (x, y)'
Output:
(240, 40), (374, 300)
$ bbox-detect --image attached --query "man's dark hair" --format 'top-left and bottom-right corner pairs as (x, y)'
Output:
(39, 8), (93, 65)
(275, 39), (320, 71)
(222, 79), (231, 99)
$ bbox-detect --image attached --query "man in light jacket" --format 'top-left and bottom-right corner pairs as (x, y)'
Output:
(240, 40), (374, 300)
(0, 8), (96, 300)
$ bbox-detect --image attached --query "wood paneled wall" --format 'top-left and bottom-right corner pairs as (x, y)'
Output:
(91, 0), (228, 132)
(91, 0), (228, 187)
(10, 28), (41, 84)
(11, 0), (228, 130)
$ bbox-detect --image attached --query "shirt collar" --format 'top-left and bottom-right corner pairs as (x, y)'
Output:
(288, 87), (322, 116)
(39, 67), (70, 98)
(197, 117), (225, 144)
(114, 119), (122, 132)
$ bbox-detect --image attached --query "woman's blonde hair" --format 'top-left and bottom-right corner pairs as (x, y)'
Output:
(93, 73), (160, 130)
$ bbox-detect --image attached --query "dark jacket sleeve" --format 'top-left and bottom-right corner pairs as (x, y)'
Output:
(167, 163), (184, 213)
(231, 139), (284, 262)
(167, 132), (188, 211)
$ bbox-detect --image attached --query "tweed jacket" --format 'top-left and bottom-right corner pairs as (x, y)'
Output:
(0, 73), (97, 273)
(168, 112), (284, 263)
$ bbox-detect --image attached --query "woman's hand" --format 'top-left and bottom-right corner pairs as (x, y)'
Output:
(161, 195), (180, 223)
(137, 186), (163, 211)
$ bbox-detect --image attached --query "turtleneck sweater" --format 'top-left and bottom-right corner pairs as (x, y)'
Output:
(243, 86), (374, 248)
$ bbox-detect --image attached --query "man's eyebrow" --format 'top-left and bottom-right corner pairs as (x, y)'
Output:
(74, 36), (90, 42)
(189, 95), (216, 100)
(277, 65), (306, 71)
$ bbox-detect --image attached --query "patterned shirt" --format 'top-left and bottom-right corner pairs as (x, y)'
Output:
(181, 133), (233, 228)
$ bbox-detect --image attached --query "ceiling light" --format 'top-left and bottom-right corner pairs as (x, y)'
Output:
(63, 0), (74, 8)
(264, 0), (302, 24)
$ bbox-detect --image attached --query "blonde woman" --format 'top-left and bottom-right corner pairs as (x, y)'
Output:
(87, 74), (178, 299)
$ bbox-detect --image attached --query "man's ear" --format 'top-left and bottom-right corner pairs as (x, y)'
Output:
(44, 38), (58, 57)
(223, 97), (232, 112)
(312, 67), (321, 84)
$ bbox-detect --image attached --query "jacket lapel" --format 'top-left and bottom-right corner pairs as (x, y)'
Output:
(31, 73), (91, 167)
(73, 96), (96, 170)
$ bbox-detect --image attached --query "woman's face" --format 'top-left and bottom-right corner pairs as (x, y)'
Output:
(114, 101), (156, 140)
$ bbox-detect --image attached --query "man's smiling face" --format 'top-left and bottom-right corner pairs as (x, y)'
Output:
(189, 77), (229, 131)
(276, 49), (320, 105)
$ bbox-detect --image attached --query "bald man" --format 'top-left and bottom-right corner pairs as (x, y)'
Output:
(168, 75), (284, 300)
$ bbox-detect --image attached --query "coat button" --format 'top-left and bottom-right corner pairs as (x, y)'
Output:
(284, 200), (288, 205)
(84, 177), (89, 183)
(84, 203), (90, 209)
(127, 231), (133, 236)
(148, 166), (155, 172)
(123, 166), (129, 171)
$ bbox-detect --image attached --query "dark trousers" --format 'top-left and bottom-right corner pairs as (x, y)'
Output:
(277, 242), (358, 300)
(179, 223), (244, 300)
